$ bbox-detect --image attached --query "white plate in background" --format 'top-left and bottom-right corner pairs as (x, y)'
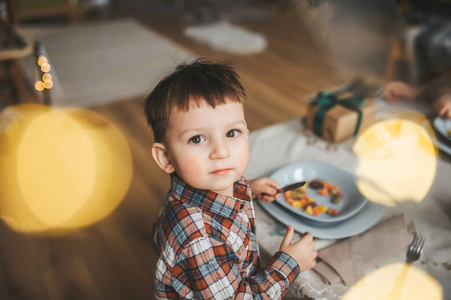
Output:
(433, 117), (451, 142)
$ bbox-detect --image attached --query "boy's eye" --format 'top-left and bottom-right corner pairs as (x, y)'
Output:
(189, 135), (205, 144)
(226, 129), (241, 138)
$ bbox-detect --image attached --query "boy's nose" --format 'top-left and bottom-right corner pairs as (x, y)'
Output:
(209, 140), (231, 159)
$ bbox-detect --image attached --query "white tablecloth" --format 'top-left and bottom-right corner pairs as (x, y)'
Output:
(244, 104), (451, 299)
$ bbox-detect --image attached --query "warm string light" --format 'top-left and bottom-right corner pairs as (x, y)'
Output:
(35, 55), (53, 91)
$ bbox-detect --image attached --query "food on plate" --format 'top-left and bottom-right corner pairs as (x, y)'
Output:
(331, 190), (344, 204)
(326, 208), (338, 216)
(283, 179), (344, 216)
(309, 179), (323, 190)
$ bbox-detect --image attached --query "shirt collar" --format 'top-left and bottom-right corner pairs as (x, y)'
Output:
(170, 174), (251, 220)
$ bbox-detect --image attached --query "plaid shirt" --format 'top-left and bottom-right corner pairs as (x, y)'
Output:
(153, 174), (300, 299)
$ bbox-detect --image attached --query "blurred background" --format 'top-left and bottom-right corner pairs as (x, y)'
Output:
(0, 0), (449, 298)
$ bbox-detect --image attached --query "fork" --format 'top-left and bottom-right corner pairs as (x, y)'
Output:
(406, 233), (426, 263)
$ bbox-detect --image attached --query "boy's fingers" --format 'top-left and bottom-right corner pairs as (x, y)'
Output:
(260, 195), (274, 203)
(291, 232), (311, 248)
(265, 178), (281, 188)
(281, 225), (294, 248)
(263, 186), (278, 196)
(383, 88), (396, 102)
(301, 232), (313, 243)
(311, 256), (317, 267)
(260, 186), (281, 200)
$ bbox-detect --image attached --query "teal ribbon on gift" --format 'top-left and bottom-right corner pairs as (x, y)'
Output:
(312, 91), (365, 137)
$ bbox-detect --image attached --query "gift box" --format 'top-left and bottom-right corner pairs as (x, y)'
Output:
(305, 90), (378, 143)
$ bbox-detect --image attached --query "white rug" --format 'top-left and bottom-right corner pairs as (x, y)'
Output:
(18, 19), (194, 107)
(184, 20), (267, 55)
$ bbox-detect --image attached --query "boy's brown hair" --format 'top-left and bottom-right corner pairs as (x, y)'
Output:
(144, 58), (246, 143)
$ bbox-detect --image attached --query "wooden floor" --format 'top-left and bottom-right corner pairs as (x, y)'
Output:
(0, 3), (390, 299)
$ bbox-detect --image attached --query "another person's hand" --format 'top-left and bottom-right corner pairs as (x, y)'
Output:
(434, 94), (451, 119)
(279, 225), (317, 271)
(247, 177), (280, 202)
(383, 81), (419, 103)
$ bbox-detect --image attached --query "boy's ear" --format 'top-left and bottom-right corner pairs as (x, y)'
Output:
(152, 143), (175, 174)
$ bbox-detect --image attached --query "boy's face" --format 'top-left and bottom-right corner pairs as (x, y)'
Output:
(152, 99), (249, 197)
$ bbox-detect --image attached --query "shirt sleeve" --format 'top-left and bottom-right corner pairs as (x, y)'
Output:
(168, 236), (300, 299)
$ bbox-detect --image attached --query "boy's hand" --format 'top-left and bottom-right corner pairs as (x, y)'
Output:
(383, 81), (419, 103)
(280, 225), (317, 272)
(247, 177), (281, 202)
(434, 94), (451, 119)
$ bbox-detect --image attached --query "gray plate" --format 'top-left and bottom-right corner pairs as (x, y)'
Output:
(259, 199), (385, 239)
(271, 161), (367, 223)
(433, 117), (451, 155)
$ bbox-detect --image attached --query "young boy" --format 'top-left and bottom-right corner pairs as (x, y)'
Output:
(144, 59), (317, 299)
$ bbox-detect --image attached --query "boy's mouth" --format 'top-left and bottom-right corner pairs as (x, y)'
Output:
(211, 168), (232, 176)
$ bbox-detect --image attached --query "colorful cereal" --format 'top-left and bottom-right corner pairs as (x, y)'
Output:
(283, 179), (344, 217)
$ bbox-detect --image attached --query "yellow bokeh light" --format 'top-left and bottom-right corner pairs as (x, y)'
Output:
(0, 104), (133, 234)
(35, 81), (44, 91)
(42, 73), (52, 81)
(17, 109), (97, 228)
(41, 63), (51, 72)
(343, 263), (443, 300)
(43, 79), (53, 89)
(353, 114), (437, 206)
(37, 55), (48, 66)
